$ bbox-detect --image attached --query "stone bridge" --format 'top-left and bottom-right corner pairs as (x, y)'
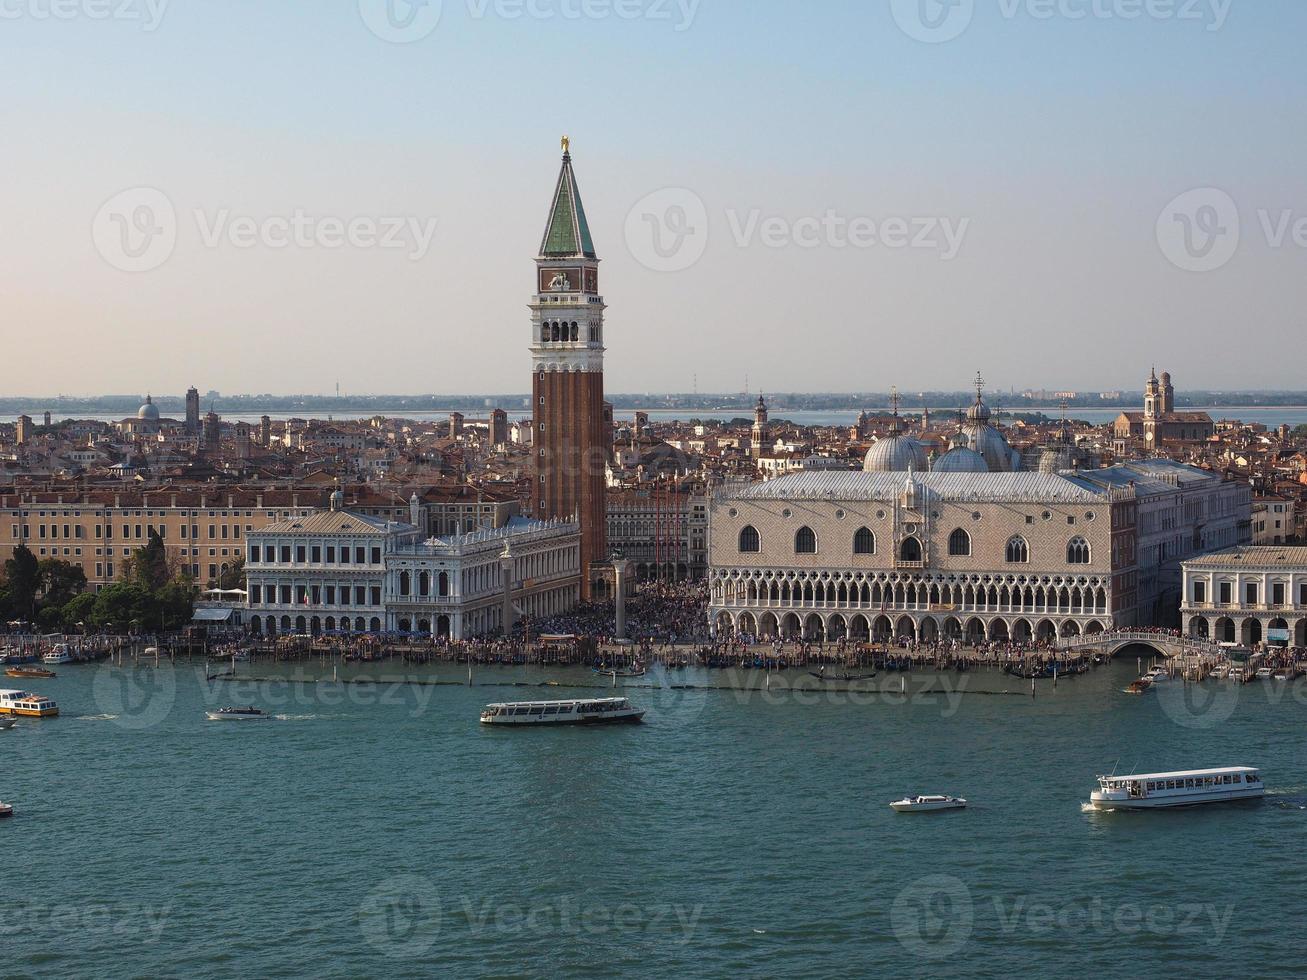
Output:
(1057, 630), (1225, 660)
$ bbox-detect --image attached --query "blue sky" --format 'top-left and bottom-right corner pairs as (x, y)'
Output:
(2, 0), (1304, 396)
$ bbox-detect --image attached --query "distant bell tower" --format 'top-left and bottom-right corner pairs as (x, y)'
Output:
(185, 387), (201, 434)
(530, 137), (608, 598)
(751, 395), (771, 459)
(1144, 367), (1159, 420)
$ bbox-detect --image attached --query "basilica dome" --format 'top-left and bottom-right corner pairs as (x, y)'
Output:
(933, 443), (989, 474)
(138, 395), (160, 421)
(864, 433), (928, 473)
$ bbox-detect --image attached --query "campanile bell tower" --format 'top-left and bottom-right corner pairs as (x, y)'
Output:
(531, 138), (608, 598)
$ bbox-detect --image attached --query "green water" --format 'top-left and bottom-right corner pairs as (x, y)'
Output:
(3, 657), (1305, 978)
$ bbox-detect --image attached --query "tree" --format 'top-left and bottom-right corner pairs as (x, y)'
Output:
(126, 529), (171, 592)
(61, 593), (97, 630)
(38, 559), (87, 609)
(218, 557), (245, 592)
(90, 584), (156, 632)
(157, 574), (197, 631)
(3, 545), (40, 621)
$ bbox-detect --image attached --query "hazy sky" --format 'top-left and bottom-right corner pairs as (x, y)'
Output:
(3, 0), (1304, 397)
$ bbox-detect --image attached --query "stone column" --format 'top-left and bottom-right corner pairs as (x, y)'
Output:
(500, 544), (515, 638)
(613, 558), (630, 640)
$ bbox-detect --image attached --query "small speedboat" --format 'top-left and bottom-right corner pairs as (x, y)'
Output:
(6, 667), (55, 679)
(890, 795), (967, 813)
(1124, 677), (1152, 695)
(0, 718), (16, 731)
(205, 706), (270, 722)
(0, 801), (12, 818)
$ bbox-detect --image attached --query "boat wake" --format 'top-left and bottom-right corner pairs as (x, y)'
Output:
(1081, 801), (1107, 813)
(74, 714), (120, 722)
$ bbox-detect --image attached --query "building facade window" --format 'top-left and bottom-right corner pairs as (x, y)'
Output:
(948, 528), (971, 557)
(738, 526), (761, 553)
(853, 527), (875, 555)
(795, 526), (817, 554)
(1006, 536), (1029, 564)
(1066, 537), (1091, 564)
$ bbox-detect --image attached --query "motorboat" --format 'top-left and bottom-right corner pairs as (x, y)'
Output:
(6, 667), (55, 679)
(42, 645), (74, 665)
(0, 802), (12, 818)
(205, 706), (270, 722)
(0, 718), (15, 731)
(480, 697), (645, 726)
(1144, 666), (1171, 683)
(0, 690), (59, 718)
(1123, 678), (1152, 695)
(1088, 767), (1265, 810)
(890, 795), (967, 813)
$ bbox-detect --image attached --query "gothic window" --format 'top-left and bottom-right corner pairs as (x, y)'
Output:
(570, 322), (579, 341)
(948, 528), (971, 557)
(1006, 536), (1029, 563)
(795, 526), (817, 554)
(739, 526), (761, 553)
(900, 537), (922, 562)
(1067, 536), (1091, 564)
(853, 527), (875, 555)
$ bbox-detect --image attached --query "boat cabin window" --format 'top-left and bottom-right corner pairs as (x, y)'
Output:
(1246, 773), (1260, 783)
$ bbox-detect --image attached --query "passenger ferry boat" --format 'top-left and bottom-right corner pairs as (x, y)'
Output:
(480, 697), (645, 726)
(0, 689), (59, 718)
(1089, 767), (1264, 810)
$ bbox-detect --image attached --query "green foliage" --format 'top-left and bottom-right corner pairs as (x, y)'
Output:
(3, 545), (40, 619)
(218, 557), (246, 592)
(38, 559), (86, 608)
(129, 529), (171, 592)
(89, 584), (157, 631)
(61, 593), (97, 629)
(156, 574), (197, 631)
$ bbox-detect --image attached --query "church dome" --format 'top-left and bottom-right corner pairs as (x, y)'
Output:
(933, 444), (988, 474)
(138, 395), (160, 421)
(1038, 446), (1073, 474)
(965, 422), (1016, 472)
(864, 434), (928, 473)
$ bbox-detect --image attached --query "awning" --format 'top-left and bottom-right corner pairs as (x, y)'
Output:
(192, 608), (235, 623)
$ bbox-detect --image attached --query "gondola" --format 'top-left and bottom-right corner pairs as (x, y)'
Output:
(807, 670), (877, 682)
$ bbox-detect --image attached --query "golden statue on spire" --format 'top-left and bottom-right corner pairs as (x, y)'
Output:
(561, 135), (570, 154)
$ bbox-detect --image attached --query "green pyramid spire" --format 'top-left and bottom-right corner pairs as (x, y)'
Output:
(540, 139), (596, 259)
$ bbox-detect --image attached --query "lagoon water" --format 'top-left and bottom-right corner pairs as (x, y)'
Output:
(4, 657), (1307, 978)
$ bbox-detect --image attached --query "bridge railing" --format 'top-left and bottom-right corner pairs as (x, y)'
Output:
(1058, 631), (1225, 657)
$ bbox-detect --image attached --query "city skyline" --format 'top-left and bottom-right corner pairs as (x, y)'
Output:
(4, 2), (1307, 396)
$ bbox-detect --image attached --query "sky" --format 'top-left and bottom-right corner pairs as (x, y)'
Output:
(2, 0), (1305, 397)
